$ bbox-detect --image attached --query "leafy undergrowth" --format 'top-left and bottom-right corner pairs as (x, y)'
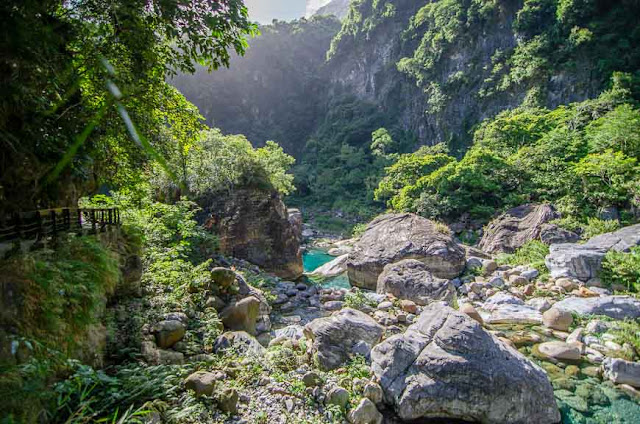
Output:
(496, 240), (550, 277)
(600, 247), (640, 292)
(0, 235), (122, 422)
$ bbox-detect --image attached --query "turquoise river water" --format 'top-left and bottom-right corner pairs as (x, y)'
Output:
(302, 248), (350, 289)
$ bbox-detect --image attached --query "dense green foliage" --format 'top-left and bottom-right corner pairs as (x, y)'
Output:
(0, 236), (121, 421)
(153, 128), (295, 200)
(0, 0), (257, 214)
(496, 240), (550, 276)
(379, 76), (640, 224)
(600, 247), (640, 292)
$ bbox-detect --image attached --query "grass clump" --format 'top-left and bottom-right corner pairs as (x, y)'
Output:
(611, 319), (640, 359)
(600, 247), (640, 292)
(344, 289), (376, 310)
(496, 240), (549, 275)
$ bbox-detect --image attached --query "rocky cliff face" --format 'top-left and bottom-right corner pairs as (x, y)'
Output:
(314, 0), (351, 19)
(198, 188), (303, 279)
(326, 0), (636, 149)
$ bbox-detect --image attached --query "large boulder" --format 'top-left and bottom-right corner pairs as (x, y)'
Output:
(545, 244), (608, 281)
(552, 296), (640, 320)
(219, 296), (261, 335)
(545, 223), (640, 281)
(371, 303), (559, 423)
(304, 308), (384, 371)
(309, 254), (349, 278)
(347, 213), (465, 290)
(198, 188), (303, 279)
(478, 204), (559, 254)
(376, 259), (455, 306)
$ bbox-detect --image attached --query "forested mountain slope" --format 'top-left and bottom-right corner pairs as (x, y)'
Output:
(328, 0), (640, 153)
(172, 0), (640, 219)
(170, 17), (341, 158)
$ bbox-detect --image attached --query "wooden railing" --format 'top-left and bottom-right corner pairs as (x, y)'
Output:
(0, 207), (120, 244)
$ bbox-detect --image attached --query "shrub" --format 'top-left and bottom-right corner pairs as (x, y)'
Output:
(344, 288), (376, 310)
(496, 240), (549, 274)
(351, 223), (368, 238)
(581, 217), (620, 240)
(611, 319), (640, 358)
(600, 247), (640, 292)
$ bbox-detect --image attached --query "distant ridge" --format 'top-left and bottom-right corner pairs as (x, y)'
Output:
(313, 0), (350, 20)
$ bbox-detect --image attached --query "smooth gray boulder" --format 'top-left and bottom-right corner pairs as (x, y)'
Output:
(545, 223), (640, 281)
(347, 213), (465, 290)
(545, 244), (608, 280)
(603, 357), (640, 388)
(376, 259), (455, 306)
(552, 296), (640, 320)
(371, 303), (559, 423)
(478, 204), (559, 254)
(309, 254), (348, 278)
(304, 308), (384, 371)
(585, 223), (640, 252)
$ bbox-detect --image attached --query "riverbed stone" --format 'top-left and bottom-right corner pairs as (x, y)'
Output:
(304, 308), (383, 371)
(553, 296), (640, 320)
(537, 341), (581, 361)
(603, 357), (640, 388)
(347, 398), (382, 424)
(371, 302), (559, 423)
(154, 320), (186, 349)
(213, 331), (266, 356)
(376, 259), (455, 305)
(219, 296), (261, 335)
(542, 307), (573, 331)
(347, 213), (465, 290)
(310, 254), (349, 278)
(184, 371), (221, 397)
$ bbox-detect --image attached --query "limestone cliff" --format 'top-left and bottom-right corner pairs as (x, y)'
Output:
(198, 189), (303, 279)
(326, 0), (639, 149)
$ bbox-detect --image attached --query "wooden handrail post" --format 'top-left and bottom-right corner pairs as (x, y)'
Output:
(50, 210), (57, 241)
(14, 212), (23, 239)
(91, 210), (97, 234)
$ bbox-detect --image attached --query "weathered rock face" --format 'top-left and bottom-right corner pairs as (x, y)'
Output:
(304, 308), (384, 370)
(545, 223), (640, 281)
(371, 303), (559, 423)
(376, 259), (455, 306)
(199, 188), (303, 279)
(347, 213), (465, 290)
(552, 296), (640, 320)
(545, 244), (608, 281)
(478, 204), (559, 254)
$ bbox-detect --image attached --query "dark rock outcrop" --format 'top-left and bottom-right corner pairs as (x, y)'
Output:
(199, 188), (303, 279)
(371, 303), (560, 423)
(347, 213), (465, 290)
(478, 204), (559, 254)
